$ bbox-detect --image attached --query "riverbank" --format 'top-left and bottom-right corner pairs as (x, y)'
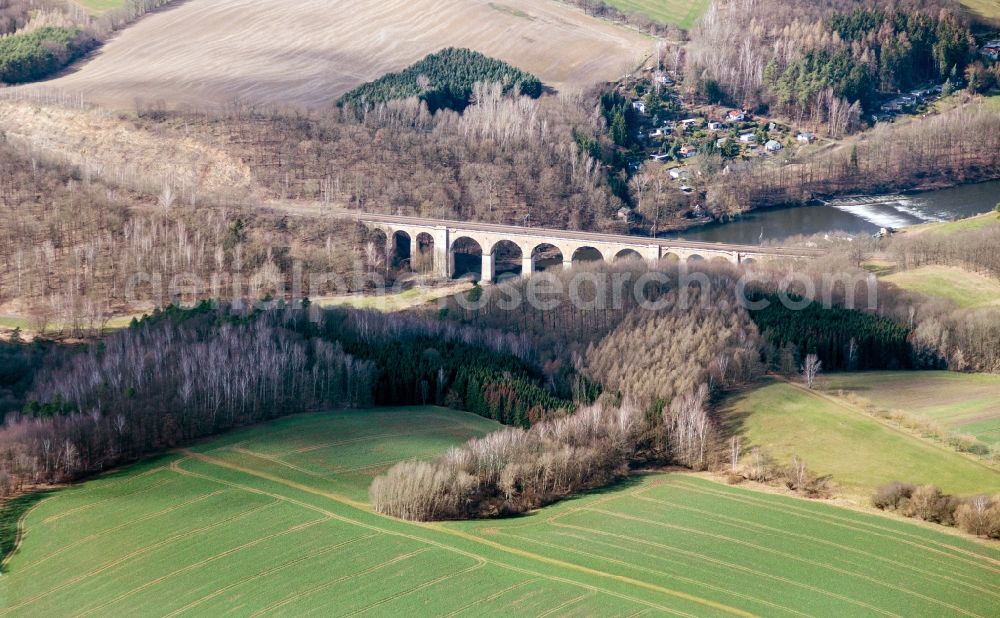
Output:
(665, 179), (1000, 245)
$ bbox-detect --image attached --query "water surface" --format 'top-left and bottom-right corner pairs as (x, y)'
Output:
(664, 180), (1000, 245)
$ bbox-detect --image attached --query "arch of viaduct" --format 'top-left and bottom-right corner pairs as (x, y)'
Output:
(355, 213), (819, 282)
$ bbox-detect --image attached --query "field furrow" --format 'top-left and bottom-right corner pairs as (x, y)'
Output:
(4, 407), (997, 616)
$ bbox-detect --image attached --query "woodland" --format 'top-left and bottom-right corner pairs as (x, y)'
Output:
(0, 0), (175, 83)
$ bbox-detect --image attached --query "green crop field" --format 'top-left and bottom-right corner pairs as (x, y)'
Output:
(883, 265), (1000, 308)
(721, 380), (1000, 496)
(3, 405), (999, 616)
(604, 0), (711, 29)
(820, 371), (1000, 448)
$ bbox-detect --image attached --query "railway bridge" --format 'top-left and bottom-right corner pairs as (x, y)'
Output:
(342, 211), (821, 281)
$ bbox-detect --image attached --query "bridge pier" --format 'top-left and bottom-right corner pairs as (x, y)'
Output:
(521, 255), (533, 277)
(432, 227), (450, 278)
(350, 214), (816, 282)
(481, 252), (495, 283)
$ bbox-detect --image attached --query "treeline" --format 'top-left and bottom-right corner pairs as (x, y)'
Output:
(145, 88), (623, 231)
(446, 262), (763, 406)
(0, 0), (176, 84)
(0, 341), (47, 416)
(890, 220), (1000, 280)
(569, 0), (684, 37)
(583, 282), (762, 412)
(686, 0), (971, 122)
(889, 225), (1000, 373)
(371, 263), (770, 520)
(784, 236), (1000, 373)
(371, 402), (645, 519)
(705, 101), (1000, 215)
(763, 9), (972, 117)
(0, 304), (376, 495)
(0, 303), (573, 495)
(0, 26), (95, 83)
(887, 223), (1000, 372)
(318, 309), (574, 427)
(0, 138), (373, 330)
(746, 292), (913, 370)
(339, 48), (542, 112)
(873, 481), (1000, 539)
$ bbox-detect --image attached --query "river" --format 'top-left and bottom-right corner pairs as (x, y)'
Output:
(662, 180), (1000, 245)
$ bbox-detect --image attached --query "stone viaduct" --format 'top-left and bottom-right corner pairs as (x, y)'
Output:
(342, 210), (821, 282)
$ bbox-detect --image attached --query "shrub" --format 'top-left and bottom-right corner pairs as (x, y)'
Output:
(742, 447), (776, 483)
(783, 456), (832, 498)
(955, 495), (1000, 538)
(904, 485), (958, 523)
(871, 481), (915, 510)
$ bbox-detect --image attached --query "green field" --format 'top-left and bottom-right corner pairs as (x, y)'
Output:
(722, 380), (1000, 496)
(3, 405), (999, 616)
(821, 371), (1000, 448)
(604, 0), (711, 29)
(961, 0), (1000, 23)
(75, 0), (127, 15)
(883, 265), (1000, 308)
(904, 212), (1000, 235)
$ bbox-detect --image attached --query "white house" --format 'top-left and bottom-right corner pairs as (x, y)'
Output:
(739, 133), (756, 143)
(796, 132), (815, 144)
(765, 139), (783, 152)
(649, 153), (670, 162)
(669, 168), (691, 180)
(632, 100), (647, 114)
(727, 110), (747, 122)
(707, 121), (723, 131)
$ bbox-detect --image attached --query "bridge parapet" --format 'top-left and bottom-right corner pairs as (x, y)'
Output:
(348, 211), (817, 282)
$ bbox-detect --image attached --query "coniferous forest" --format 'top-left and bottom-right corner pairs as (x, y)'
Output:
(338, 47), (543, 112)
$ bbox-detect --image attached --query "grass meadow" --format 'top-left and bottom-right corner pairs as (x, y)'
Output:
(883, 265), (1000, 309)
(721, 380), (1000, 496)
(2, 405), (999, 616)
(820, 371), (1000, 449)
(904, 211), (999, 236)
(75, 0), (127, 15)
(961, 0), (1000, 23)
(604, 0), (711, 29)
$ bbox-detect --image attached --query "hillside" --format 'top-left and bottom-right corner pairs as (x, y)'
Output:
(721, 380), (1000, 497)
(883, 265), (1000, 309)
(820, 371), (1000, 449)
(17, 0), (652, 109)
(3, 407), (997, 616)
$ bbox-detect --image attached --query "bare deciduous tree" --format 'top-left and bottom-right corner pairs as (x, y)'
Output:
(801, 353), (821, 389)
